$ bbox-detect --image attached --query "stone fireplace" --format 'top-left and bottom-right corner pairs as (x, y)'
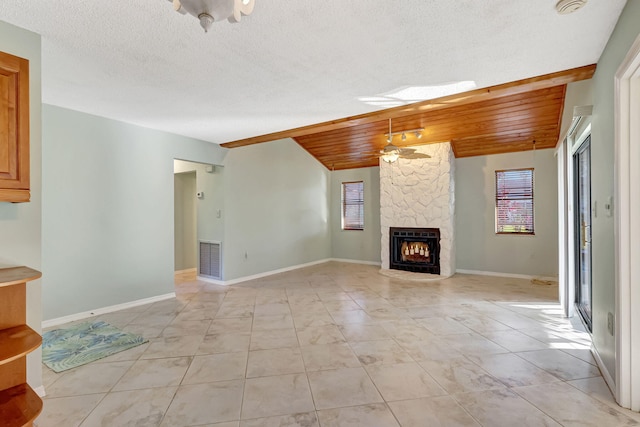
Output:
(380, 142), (455, 277)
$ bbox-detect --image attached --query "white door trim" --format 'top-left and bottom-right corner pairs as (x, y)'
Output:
(615, 32), (640, 411)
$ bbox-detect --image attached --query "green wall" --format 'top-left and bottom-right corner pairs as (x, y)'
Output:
(330, 167), (381, 264)
(456, 149), (559, 277)
(42, 105), (227, 319)
(222, 139), (332, 280)
(588, 0), (640, 379)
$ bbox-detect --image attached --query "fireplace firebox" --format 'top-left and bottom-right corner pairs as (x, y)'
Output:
(389, 227), (440, 274)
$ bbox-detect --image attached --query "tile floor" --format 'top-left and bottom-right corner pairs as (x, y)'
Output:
(36, 262), (640, 426)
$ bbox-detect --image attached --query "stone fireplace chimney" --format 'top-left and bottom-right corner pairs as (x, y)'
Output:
(380, 142), (456, 277)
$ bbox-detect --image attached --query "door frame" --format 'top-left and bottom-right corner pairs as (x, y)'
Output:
(615, 33), (640, 411)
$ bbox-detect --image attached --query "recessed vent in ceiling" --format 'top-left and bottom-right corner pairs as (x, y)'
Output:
(199, 241), (221, 279)
(556, 0), (587, 15)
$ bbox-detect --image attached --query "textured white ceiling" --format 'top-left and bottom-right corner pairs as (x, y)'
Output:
(0, 0), (627, 144)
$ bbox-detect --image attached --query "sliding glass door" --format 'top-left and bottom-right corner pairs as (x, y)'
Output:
(574, 135), (592, 330)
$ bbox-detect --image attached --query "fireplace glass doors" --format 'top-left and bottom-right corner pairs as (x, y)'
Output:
(390, 227), (440, 274)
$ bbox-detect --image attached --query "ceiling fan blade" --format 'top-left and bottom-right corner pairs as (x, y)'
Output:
(398, 148), (417, 155)
(400, 152), (431, 159)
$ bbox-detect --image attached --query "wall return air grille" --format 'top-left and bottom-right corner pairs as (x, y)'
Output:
(199, 241), (221, 279)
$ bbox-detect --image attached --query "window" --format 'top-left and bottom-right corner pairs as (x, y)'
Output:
(342, 181), (364, 230)
(495, 168), (534, 234)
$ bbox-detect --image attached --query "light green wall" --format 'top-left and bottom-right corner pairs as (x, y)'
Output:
(174, 171), (197, 270)
(222, 139), (331, 280)
(42, 105), (227, 320)
(0, 21), (42, 390)
(588, 0), (640, 378)
(456, 149), (558, 277)
(330, 167), (381, 264)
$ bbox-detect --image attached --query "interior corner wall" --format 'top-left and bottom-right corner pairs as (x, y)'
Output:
(330, 167), (381, 264)
(222, 139), (331, 280)
(586, 0), (640, 380)
(455, 149), (558, 278)
(42, 105), (227, 320)
(0, 21), (42, 390)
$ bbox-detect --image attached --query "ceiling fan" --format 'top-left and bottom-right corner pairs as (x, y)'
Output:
(369, 119), (432, 163)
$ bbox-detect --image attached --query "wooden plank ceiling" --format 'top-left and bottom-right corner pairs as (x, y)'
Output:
(221, 65), (595, 170)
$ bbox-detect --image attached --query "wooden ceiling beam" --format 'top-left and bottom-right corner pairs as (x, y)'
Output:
(221, 65), (595, 149)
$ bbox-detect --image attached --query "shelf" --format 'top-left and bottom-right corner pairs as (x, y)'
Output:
(0, 325), (41, 366)
(0, 267), (41, 288)
(0, 383), (43, 426)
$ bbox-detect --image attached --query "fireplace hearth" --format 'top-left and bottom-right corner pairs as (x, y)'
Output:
(389, 227), (440, 274)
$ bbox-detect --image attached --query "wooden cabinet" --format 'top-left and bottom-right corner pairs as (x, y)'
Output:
(0, 267), (42, 426)
(0, 51), (30, 203)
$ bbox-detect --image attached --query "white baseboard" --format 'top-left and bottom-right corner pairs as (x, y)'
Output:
(456, 269), (559, 282)
(42, 292), (176, 329)
(591, 342), (616, 396)
(33, 385), (46, 398)
(199, 259), (334, 286)
(198, 258), (380, 286)
(329, 258), (381, 266)
(174, 268), (197, 274)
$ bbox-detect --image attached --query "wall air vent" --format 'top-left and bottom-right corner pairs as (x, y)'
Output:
(555, 0), (587, 15)
(199, 241), (221, 279)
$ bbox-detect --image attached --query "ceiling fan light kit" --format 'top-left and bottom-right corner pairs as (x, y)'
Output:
(379, 119), (431, 163)
(170, 0), (255, 32)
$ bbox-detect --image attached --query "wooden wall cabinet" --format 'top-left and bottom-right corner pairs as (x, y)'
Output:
(0, 51), (30, 203)
(0, 267), (42, 426)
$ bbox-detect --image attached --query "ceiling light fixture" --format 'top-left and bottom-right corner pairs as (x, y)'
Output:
(555, 0), (587, 14)
(169, 0), (255, 32)
(380, 119), (428, 163)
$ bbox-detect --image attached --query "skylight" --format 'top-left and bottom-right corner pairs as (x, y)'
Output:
(358, 81), (477, 107)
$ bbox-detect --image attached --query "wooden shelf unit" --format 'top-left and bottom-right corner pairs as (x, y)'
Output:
(0, 266), (42, 427)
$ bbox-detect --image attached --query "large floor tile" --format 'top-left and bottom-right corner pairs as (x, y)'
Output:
(316, 403), (400, 427)
(140, 335), (204, 359)
(307, 367), (383, 410)
(241, 373), (315, 419)
(300, 343), (361, 371)
(350, 340), (414, 366)
(419, 356), (505, 394)
(250, 328), (298, 350)
(454, 387), (561, 426)
(516, 349), (601, 380)
(468, 353), (559, 387)
(197, 333), (251, 354)
(295, 324), (345, 345)
(338, 323), (391, 342)
(113, 357), (190, 391)
(45, 361), (134, 397)
(182, 352), (248, 384)
(80, 387), (177, 426)
(365, 362), (446, 401)
(37, 394), (105, 427)
(513, 381), (640, 427)
(246, 347), (305, 378)
(161, 381), (244, 426)
(240, 412), (319, 427)
(388, 396), (481, 427)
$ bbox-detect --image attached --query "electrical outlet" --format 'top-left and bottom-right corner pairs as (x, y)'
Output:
(607, 312), (615, 335)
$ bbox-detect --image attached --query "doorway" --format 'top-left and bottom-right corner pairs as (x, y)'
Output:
(573, 136), (592, 331)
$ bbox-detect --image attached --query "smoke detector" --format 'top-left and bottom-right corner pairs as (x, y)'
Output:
(556, 0), (587, 14)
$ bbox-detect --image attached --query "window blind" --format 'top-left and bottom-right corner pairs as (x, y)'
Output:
(495, 168), (534, 234)
(342, 181), (364, 230)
